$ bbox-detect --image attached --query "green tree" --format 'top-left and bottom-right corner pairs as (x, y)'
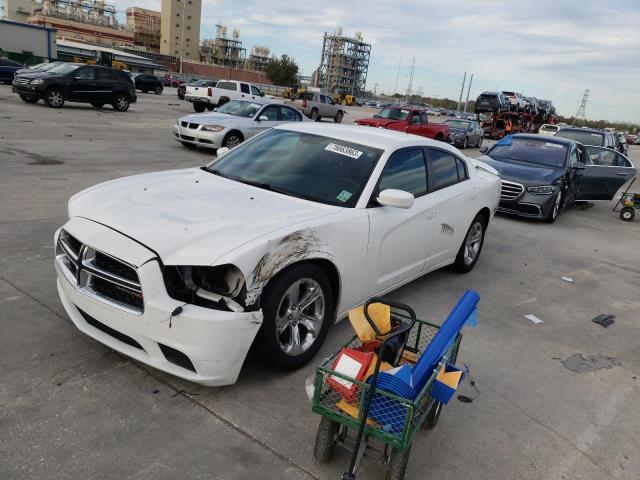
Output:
(265, 55), (299, 87)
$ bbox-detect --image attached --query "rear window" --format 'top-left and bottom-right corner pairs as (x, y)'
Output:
(555, 129), (605, 147)
(294, 92), (315, 100)
(216, 81), (237, 91)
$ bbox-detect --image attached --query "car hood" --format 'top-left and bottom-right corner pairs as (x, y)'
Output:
(355, 117), (403, 128)
(68, 168), (340, 265)
(180, 112), (246, 126)
(15, 70), (56, 80)
(478, 155), (562, 184)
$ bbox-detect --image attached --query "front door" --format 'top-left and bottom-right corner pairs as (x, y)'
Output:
(405, 112), (426, 137)
(68, 66), (97, 101)
(578, 146), (636, 200)
(247, 104), (281, 138)
(367, 148), (432, 290)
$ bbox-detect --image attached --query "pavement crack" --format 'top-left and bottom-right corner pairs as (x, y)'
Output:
(0, 274), (67, 322)
(131, 362), (321, 480)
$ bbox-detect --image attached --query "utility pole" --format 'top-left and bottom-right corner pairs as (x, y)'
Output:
(405, 55), (415, 103)
(179, 0), (186, 74)
(393, 58), (401, 98)
(373, 83), (379, 97)
(463, 73), (473, 113)
(575, 89), (590, 120)
(457, 72), (466, 112)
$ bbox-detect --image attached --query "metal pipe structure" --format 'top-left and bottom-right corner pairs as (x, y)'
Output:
(463, 73), (473, 113)
(457, 71), (466, 112)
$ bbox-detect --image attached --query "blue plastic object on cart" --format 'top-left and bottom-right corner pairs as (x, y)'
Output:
(411, 290), (480, 392)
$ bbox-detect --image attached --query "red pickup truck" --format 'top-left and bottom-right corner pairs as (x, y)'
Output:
(354, 106), (450, 142)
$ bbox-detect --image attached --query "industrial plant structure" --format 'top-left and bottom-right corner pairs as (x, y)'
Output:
(160, 0), (201, 61)
(125, 7), (161, 52)
(200, 24), (246, 68)
(247, 45), (270, 71)
(317, 29), (370, 97)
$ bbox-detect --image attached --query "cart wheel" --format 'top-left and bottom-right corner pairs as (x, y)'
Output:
(620, 207), (635, 222)
(314, 417), (339, 463)
(422, 399), (443, 430)
(386, 446), (412, 480)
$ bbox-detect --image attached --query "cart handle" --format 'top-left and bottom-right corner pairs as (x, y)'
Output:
(363, 297), (417, 337)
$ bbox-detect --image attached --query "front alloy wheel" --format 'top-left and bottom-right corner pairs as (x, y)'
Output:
(223, 133), (242, 149)
(45, 88), (64, 108)
(544, 190), (562, 223)
(454, 215), (486, 273)
(258, 264), (333, 370)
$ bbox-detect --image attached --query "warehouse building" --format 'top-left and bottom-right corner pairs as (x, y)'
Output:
(0, 18), (57, 61)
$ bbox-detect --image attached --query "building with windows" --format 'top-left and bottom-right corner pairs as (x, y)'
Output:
(125, 7), (161, 52)
(3, 0), (38, 23)
(160, 0), (201, 61)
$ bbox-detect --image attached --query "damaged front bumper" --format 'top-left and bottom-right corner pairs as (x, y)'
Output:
(54, 221), (262, 386)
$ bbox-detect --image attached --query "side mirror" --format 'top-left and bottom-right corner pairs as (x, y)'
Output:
(573, 162), (586, 170)
(479, 146), (489, 154)
(213, 108), (218, 112)
(376, 189), (414, 209)
(257, 115), (269, 121)
(216, 147), (231, 158)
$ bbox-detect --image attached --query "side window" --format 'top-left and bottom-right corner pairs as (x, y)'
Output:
(280, 106), (301, 121)
(240, 83), (250, 94)
(97, 69), (114, 80)
(409, 113), (421, 124)
(217, 82), (236, 91)
(378, 149), (428, 197)
(428, 149), (462, 190)
(260, 105), (280, 121)
(250, 85), (262, 96)
(420, 112), (428, 124)
(320, 95), (327, 104)
(569, 149), (580, 167)
(75, 67), (95, 80)
(456, 158), (468, 180)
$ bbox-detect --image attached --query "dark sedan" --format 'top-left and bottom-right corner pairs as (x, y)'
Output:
(478, 134), (636, 223)
(0, 59), (25, 84)
(445, 119), (484, 148)
(134, 74), (163, 94)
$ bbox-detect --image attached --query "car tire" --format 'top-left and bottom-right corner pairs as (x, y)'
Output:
(222, 131), (243, 149)
(454, 214), (486, 273)
(544, 190), (562, 224)
(462, 137), (468, 149)
(19, 95), (38, 103)
(334, 111), (343, 123)
(256, 263), (334, 370)
(217, 98), (229, 107)
(181, 141), (196, 149)
(44, 88), (64, 108)
(193, 102), (206, 113)
(112, 94), (130, 112)
(313, 417), (339, 463)
(477, 136), (483, 148)
(155, 86), (163, 95)
(91, 103), (104, 108)
(310, 109), (320, 122)
(620, 206), (635, 222)
(206, 105), (214, 111)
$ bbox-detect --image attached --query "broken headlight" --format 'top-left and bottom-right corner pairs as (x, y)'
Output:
(163, 265), (247, 312)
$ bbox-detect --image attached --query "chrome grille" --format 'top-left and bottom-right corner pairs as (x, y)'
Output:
(56, 230), (143, 314)
(501, 180), (524, 200)
(14, 77), (29, 85)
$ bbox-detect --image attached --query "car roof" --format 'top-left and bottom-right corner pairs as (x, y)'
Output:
(227, 98), (280, 106)
(274, 123), (460, 153)
(557, 126), (605, 135)
(512, 133), (577, 147)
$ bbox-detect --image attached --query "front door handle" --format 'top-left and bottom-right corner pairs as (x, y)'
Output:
(427, 210), (438, 219)
(617, 172), (629, 176)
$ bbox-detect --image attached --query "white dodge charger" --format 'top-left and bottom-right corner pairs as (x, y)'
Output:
(55, 123), (500, 386)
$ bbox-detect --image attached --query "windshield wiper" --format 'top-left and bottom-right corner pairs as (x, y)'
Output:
(205, 170), (305, 199)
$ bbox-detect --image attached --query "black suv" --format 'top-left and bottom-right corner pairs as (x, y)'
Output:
(12, 63), (137, 111)
(134, 74), (163, 94)
(474, 91), (510, 114)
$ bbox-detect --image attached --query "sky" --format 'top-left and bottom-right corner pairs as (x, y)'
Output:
(5, 0), (639, 122)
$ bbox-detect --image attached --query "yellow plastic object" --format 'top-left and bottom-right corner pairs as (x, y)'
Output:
(348, 303), (391, 343)
(336, 399), (379, 426)
(363, 353), (393, 381)
(435, 365), (463, 389)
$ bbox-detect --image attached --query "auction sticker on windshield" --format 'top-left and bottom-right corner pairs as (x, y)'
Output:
(325, 143), (363, 159)
(336, 190), (352, 203)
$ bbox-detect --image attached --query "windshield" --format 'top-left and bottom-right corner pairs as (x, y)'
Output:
(555, 129), (604, 146)
(373, 108), (410, 121)
(47, 63), (80, 75)
(540, 125), (559, 132)
(204, 129), (382, 207)
(489, 138), (568, 168)
(445, 120), (471, 129)
(216, 101), (262, 118)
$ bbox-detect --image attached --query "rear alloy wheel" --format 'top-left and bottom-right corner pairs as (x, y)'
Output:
(44, 88), (64, 108)
(334, 111), (343, 123)
(454, 214), (486, 273)
(544, 190), (562, 223)
(112, 94), (130, 112)
(19, 95), (39, 103)
(310, 109), (320, 121)
(257, 264), (334, 370)
(620, 206), (635, 222)
(223, 132), (242, 149)
(193, 102), (206, 113)
(154, 86), (163, 95)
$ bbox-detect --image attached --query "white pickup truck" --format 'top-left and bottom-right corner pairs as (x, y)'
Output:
(186, 80), (278, 112)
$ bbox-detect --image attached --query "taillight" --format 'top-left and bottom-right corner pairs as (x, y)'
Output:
(302, 99), (307, 108)
(208, 87), (212, 96)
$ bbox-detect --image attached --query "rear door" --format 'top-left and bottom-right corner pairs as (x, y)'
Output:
(95, 67), (117, 103)
(578, 146), (636, 200)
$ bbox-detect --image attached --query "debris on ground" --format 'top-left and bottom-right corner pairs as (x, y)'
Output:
(524, 314), (544, 324)
(561, 354), (621, 373)
(592, 314), (615, 328)
(561, 276), (574, 283)
(457, 395), (474, 403)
